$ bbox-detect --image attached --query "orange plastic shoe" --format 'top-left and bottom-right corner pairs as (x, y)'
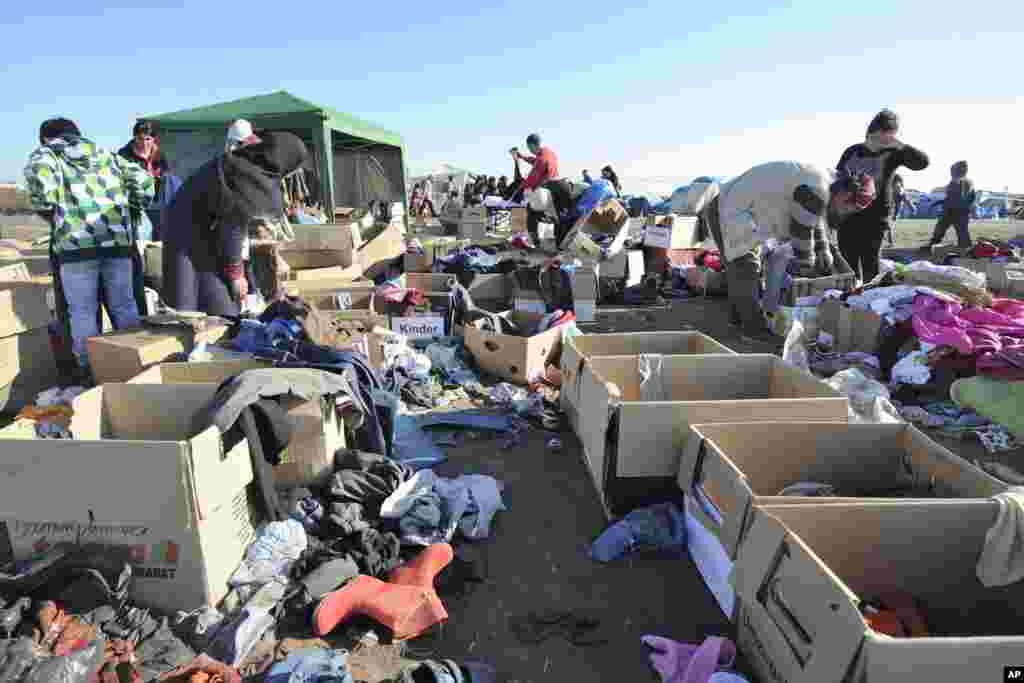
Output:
(388, 543), (454, 590)
(312, 575), (448, 640)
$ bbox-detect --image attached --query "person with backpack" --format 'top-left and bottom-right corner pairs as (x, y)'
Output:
(928, 161), (977, 249)
(834, 109), (929, 282)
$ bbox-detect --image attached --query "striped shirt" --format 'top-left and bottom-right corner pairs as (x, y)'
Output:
(716, 161), (834, 274)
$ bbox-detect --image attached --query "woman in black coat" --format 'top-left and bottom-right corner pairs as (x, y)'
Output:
(162, 131), (308, 316)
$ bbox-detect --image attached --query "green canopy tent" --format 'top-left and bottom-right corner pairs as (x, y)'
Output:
(145, 90), (407, 218)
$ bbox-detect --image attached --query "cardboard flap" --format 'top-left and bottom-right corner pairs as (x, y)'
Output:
(577, 362), (616, 502)
(188, 427), (253, 521)
(857, 635), (1024, 682)
(690, 435), (755, 542)
(735, 509), (865, 683)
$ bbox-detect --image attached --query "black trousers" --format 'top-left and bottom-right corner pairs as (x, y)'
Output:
(931, 209), (972, 248)
(838, 214), (889, 283)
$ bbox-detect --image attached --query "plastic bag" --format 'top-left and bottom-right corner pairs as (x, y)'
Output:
(825, 368), (902, 424)
(23, 640), (105, 683)
(782, 320), (810, 372)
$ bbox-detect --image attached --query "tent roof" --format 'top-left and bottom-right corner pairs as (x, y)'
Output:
(145, 90), (403, 148)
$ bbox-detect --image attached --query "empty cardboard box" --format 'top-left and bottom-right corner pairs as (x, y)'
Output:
(560, 331), (737, 431)
(0, 383), (261, 613)
(576, 354), (847, 515)
(679, 422), (1005, 560)
(735, 501), (1024, 683)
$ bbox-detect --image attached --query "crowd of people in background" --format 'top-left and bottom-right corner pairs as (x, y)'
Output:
(22, 104), (987, 380)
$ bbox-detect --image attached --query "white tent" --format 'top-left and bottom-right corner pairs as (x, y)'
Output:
(409, 164), (476, 206)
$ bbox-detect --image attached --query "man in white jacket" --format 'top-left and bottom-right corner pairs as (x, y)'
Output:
(696, 161), (875, 344)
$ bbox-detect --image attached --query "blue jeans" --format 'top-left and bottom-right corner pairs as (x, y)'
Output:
(59, 257), (140, 368)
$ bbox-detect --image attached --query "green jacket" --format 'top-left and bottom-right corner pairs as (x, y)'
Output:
(23, 136), (154, 261)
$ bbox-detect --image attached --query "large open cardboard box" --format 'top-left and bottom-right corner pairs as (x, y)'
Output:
(816, 298), (884, 353)
(87, 322), (229, 385)
(463, 312), (563, 385)
(356, 224), (405, 280)
(577, 354), (847, 516)
(561, 331), (736, 431)
(679, 422), (1005, 560)
(129, 361), (346, 488)
(735, 501), (1024, 683)
(0, 383), (261, 612)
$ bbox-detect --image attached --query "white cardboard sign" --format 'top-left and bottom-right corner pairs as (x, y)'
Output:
(391, 316), (445, 339)
(644, 224), (672, 249)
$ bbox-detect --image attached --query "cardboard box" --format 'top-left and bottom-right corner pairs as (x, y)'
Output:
(1006, 269), (1024, 299)
(679, 422), (1005, 560)
(0, 327), (59, 414)
(0, 282), (51, 337)
(598, 250), (644, 285)
(0, 263), (31, 283)
(130, 361), (346, 488)
(87, 322), (229, 384)
(290, 222), (364, 253)
(576, 354), (847, 515)
(560, 331), (736, 431)
(463, 311), (563, 385)
(734, 501), (1024, 683)
(404, 251), (434, 273)
(643, 216), (700, 249)
(0, 255), (50, 277)
(951, 257), (1024, 292)
(816, 298), (884, 353)
(509, 207), (527, 231)
(357, 224), (405, 280)
(0, 383), (261, 612)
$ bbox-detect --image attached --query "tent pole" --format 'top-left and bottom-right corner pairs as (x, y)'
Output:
(316, 121), (335, 218)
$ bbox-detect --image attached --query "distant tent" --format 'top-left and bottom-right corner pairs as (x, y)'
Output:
(145, 90), (407, 217)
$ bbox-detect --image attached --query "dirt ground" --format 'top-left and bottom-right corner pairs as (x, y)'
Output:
(889, 217), (1020, 248)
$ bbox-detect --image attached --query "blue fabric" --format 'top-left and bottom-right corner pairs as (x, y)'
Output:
(576, 178), (616, 215)
(589, 502), (687, 562)
(266, 648), (353, 683)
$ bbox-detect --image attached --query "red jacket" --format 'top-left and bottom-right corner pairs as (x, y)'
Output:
(522, 147), (560, 191)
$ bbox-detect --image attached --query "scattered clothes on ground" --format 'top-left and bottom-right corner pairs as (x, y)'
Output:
(973, 424), (1020, 452)
(590, 502), (687, 562)
(825, 369), (901, 423)
(891, 350), (932, 385)
(265, 648), (353, 683)
(642, 635), (744, 683)
(231, 519), (308, 588)
(978, 488), (1024, 587)
(913, 294), (1024, 380)
(952, 377), (1024, 440)
(157, 654), (242, 683)
(380, 470), (506, 546)
(326, 449), (415, 532)
(859, 593), (930, 638)
(312, 574), (447, 640)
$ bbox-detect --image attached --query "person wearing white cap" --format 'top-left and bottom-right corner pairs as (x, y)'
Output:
(225, 119), (261, 153)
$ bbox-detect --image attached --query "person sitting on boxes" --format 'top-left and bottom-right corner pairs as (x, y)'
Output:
(695, 161), (876, 345)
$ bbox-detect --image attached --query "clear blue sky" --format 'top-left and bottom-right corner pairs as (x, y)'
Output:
(2, 0), (1022, 192)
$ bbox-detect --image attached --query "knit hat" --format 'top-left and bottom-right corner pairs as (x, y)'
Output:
(867, 109), (900, 134)
(526, 133), (542, 147)
(951, 160), (968, 178)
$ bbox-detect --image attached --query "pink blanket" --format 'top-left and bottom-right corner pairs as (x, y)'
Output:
(913, 294), (1024, 378)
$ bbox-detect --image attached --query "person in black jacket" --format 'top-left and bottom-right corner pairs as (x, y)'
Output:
(834, 109), (929, 281)
(162, 131), (308, 317)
